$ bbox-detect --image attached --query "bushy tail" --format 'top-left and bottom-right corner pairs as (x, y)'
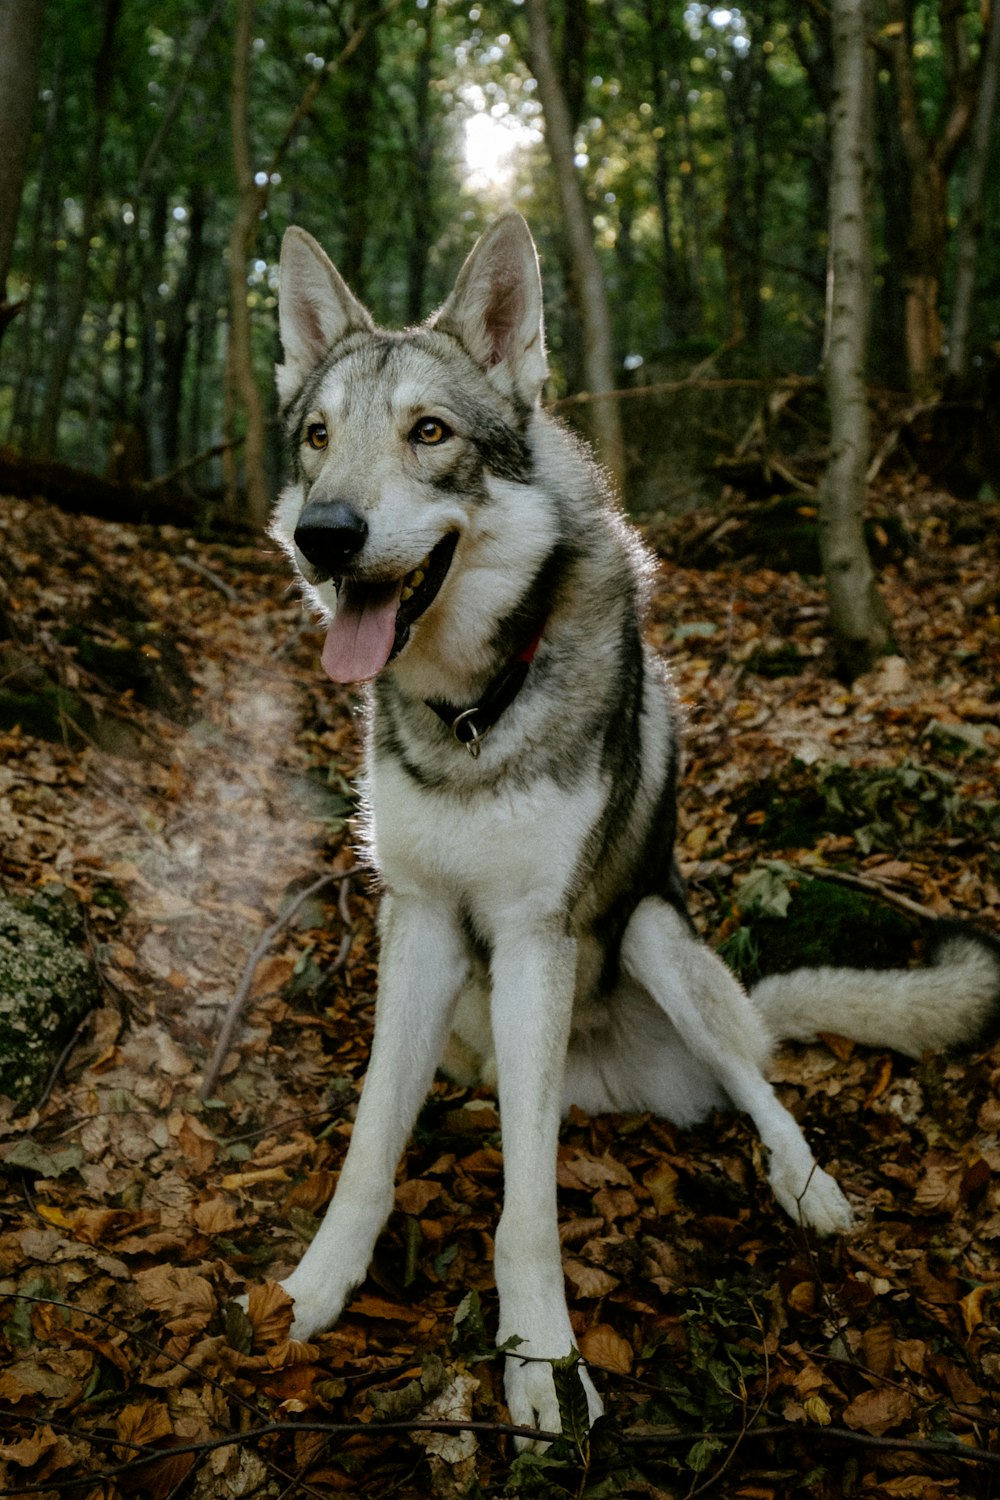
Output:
(750, 929), (1000, 1060)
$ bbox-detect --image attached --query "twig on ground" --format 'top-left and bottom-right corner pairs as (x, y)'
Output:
(199, 867), (364, 1101)
(798, 863), (942, 922)
(176, 554), (239, 601)
(33, 1013), (92, 1111)
(0, 1411), (997, 1497)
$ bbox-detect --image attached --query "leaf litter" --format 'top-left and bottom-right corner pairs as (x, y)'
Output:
(0, 479), (997, 1497)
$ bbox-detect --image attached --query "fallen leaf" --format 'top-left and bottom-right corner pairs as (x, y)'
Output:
(842, 1385), (914, 1436)
(579, 1322), (633, 1374)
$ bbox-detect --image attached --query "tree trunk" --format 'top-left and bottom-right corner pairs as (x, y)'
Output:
(406, 7), (435, 323)
(9, 31), (62, 442)
(225, 0), (270, 527)
(0, 0), (45, 350)
(643, 0), (686, 345)
(338, 3), (381, 299)
(946, 0), (1000, 381)
(523, 0), (625, 493)
(35, 0), (121, 458)
(887, 0), (979, 396)
(161, 186), (207, 470)
(819, 0), (891, 680)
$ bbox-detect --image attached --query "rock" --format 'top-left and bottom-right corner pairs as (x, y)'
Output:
(0, 887), (98, 1107)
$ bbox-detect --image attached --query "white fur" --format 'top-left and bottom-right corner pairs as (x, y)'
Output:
(752, 935), (1000, 1059)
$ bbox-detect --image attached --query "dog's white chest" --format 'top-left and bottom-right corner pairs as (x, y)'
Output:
(369, 754), (605, 922)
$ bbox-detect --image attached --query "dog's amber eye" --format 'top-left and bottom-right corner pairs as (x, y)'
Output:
(412, 417), (451, 446)
(305, 422), (328, 451)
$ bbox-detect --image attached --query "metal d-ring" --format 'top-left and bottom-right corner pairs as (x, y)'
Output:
(450, 707), (486, 758)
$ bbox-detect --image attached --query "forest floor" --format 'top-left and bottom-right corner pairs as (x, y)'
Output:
(0, 476), (998, 1500)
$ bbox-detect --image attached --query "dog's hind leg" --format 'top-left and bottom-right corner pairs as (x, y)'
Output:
(489, 918), (605, 1443)
(279, 894), (468, 1340)
(620, 898), (852, 1235)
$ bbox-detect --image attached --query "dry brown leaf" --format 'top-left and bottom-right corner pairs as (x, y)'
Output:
(395, 1178), (443, 1215)
(283, 1170), (337, 1214)
(958, 1284), (991, 1335)
(349, 1293), (422, 1323)
(115, 1399), (172, 1455)
(859, 1322), (897, 1377)
(169, 1112), (218, 1173)
(191, 1197), (240, 1234)
(842, 1384), (914, 1436)
(250, 952), (297, 997)
(593, 1186), (638, 1221)
(0, 1425), (61, 1467)
(246, 1280), (295, 1345)
(913, 1152), (963, 1215)
(220, 1166), (291, 1189)
(133, 1265), (216, 1322)
(786, 1281), (814, 1313)
(579, 1323), (633, 1374)
(563, 1256), (619, 1298)
(643, 1161), (680, 1215)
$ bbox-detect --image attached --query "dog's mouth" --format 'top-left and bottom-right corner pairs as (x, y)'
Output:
(320, 532), (459, 684)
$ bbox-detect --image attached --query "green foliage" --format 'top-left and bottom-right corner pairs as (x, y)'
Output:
(734, 757), (999, 856)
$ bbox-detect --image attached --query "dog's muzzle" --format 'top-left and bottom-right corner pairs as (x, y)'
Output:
(294, 500), (368, 577)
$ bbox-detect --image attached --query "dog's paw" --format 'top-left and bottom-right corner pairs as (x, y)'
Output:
(277, 1273), (344, 1342)
(772, 1162), (853, 1236)
(504, 1352), (604, 1451)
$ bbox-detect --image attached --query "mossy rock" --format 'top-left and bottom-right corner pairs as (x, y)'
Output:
(0, 888), (98, 1107)
(725, 878), (917, 987)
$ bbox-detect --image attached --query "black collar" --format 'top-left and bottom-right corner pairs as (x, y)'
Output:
(425, 620), (547, 758)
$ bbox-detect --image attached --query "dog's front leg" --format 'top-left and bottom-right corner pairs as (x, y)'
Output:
(279, 894), (467, 1340)
(489, 919), (604, 1444)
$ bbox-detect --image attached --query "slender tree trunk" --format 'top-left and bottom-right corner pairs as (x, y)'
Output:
(138, 190), (169, 477)
(819, 0), (890, 680)
(523, 0), (625, 493)
(338, 3), (381, 298)
(887, 0), (980, 395)
(161, 186), (206, 469)
(946, 0), (1000, 381)
(0, 0), (45, 351)
(9, 31), (62, 442)
(643, 0), (685, 344)
(873, 74), (909, 386)
(35, 0), (121, 457)
(226, 0), (269, 526)
(406, 7), (435, 323)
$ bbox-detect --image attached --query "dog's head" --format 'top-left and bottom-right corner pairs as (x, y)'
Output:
(271, 215), (551, 685)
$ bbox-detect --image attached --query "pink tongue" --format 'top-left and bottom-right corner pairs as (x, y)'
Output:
(321, 580), (403, 683)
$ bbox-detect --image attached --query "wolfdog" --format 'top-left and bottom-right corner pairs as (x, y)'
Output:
(267, 214), (1000, 1438)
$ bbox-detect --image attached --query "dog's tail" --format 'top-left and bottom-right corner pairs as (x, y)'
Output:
(750, 927), (1000, 1059)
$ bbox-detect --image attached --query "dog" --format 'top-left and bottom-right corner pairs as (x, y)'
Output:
(267, 213), (1000, 1440)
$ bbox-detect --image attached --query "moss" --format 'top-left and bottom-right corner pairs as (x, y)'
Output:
(727, 879), (917, 985)
(0, 889), (98, 1107)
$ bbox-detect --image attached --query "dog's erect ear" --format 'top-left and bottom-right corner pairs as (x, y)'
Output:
(276, 227), (374, 408)
(433, 214), (547, 405)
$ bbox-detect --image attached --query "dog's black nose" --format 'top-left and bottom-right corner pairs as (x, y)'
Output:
(294, 500), (369, 573)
